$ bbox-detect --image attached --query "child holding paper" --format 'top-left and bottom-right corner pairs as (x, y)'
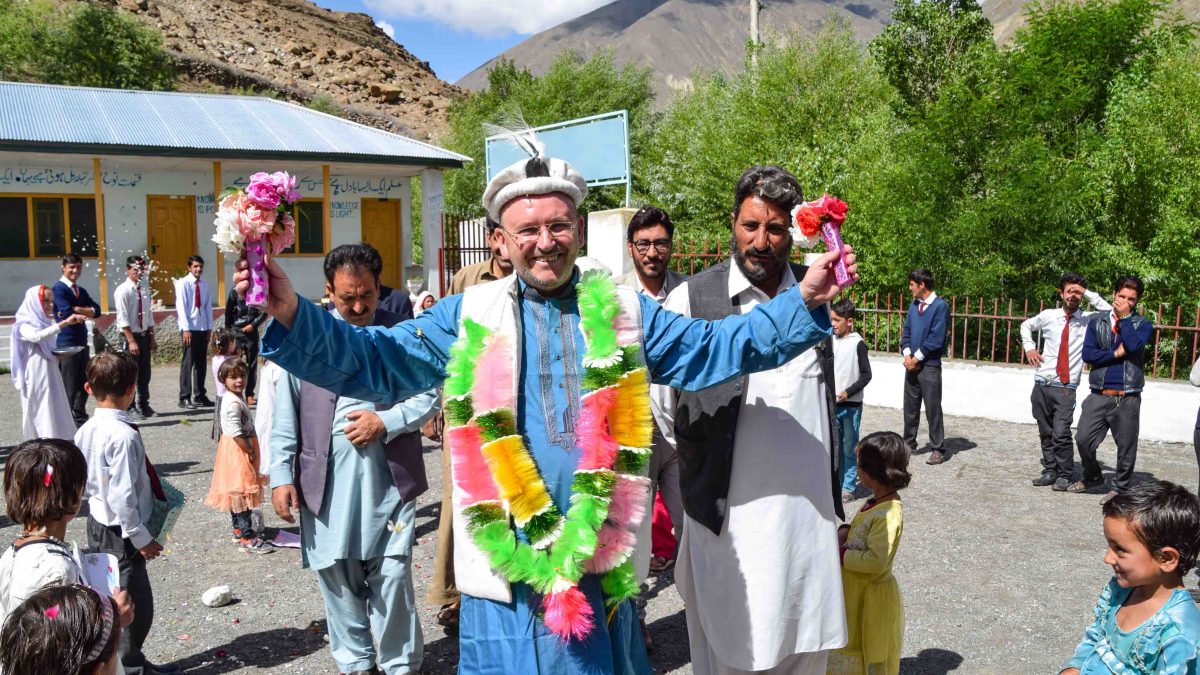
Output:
(204, 358), (273, 554)
(76, 352), (166, 675)
(0, 439), (132, 627)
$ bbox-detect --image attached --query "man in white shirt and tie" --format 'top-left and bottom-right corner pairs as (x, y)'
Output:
(1020, 273), (1111, 491)
(174, 255), (213, 410)
(115, 255), (157, 419)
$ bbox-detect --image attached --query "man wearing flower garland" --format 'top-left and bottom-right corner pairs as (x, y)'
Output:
(238, 145), (857, 674)
(652, 165), (848, 675)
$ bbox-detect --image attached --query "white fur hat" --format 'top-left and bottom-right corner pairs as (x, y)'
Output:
(482, 155), (588, 222)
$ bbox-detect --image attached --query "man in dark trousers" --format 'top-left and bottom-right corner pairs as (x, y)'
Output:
(174, 255), (213, 409)
(1071, 275), (1154, 503)
(900, 268), (950, 464)
(225, 286), (269, 404)
(52, 253), (101, 427)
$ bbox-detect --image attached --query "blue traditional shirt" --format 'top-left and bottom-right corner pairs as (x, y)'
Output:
(268, 374), (438, 570)
(261, 273), (832, 675)
(1064, 577), (1200, 674)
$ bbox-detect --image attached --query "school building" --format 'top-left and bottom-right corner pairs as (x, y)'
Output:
(0, 80), (468, 315)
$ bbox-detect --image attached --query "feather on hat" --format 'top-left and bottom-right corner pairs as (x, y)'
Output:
(482, 117), (588, 222)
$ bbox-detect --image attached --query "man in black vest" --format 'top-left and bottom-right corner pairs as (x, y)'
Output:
(269, 243), (438, 675)
(653, 166), (846, 674)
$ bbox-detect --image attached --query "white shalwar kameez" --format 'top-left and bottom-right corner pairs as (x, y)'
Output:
(657, 264), (847, 675)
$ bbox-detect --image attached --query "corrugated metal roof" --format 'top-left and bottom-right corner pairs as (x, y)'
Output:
(0, 81), (470, 167)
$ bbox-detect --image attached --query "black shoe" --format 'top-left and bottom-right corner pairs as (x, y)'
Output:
(139, 404), (156, 418)
(1032, 470), (1057, 487)
(179, 399), (196, 410)
(194, 396), (216, 407)
(146, 662), (180, 673)
(1067, 476), (1105, 493)
(1051, 477), (1070, 491)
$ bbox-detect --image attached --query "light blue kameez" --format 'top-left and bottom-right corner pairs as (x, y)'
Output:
(270, 369), (438, 673)
(262, 274), (832, 675)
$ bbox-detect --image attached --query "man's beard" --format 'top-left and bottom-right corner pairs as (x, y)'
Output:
(635, 257), (666, 279)
(732, 236), (788, 284)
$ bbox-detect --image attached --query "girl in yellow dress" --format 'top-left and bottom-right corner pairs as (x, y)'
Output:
(829, 431), (910, 675)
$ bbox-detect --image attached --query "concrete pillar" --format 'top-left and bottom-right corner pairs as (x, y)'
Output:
(586, 208), (638, 277)
(419, 168), (444, 289)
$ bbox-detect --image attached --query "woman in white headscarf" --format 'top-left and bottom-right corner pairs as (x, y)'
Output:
(11, 285), (87, 440)
(414, 290), (438, 316)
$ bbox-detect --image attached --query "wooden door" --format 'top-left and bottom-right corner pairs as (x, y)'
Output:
(146, 196), (196, 306)
(360, 198), (402, 288)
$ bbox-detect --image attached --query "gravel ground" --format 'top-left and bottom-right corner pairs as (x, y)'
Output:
(2, 364), (1198, 674)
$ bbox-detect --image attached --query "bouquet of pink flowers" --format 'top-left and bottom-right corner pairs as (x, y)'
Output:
(212, 171), (300, 308)
(791, 193), (853, 287)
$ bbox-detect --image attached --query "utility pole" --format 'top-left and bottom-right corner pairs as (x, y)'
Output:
(749, 0), (761, 69)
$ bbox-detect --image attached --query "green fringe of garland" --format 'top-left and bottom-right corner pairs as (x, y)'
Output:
(581, 361), (627, 390)
(475, 408), (517, 441)
(577, 271), (621, 364)
(614, 447), (651, 475)
(523, 509), (563, 548)
(444, 395), (474, 427)
(600, 559), (640, 607)
(445, 319), (490, 398)
(571, 470), (616, 500)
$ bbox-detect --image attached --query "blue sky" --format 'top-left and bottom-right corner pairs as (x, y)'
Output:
(312, 0), (613, 83)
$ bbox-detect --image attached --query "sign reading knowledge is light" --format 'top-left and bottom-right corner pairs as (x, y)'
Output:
(485, 110), (631, 206)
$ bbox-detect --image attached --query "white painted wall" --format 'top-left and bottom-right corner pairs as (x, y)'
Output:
(419, 168), (443, 288)
(587, 208), (637, 277)
(0, 156), (415, 312)
(863, 354), (1200, 444)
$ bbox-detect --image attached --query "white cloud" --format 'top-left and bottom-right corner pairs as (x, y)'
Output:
(375, 19), (396, 39)
(365, 0), (613, 36)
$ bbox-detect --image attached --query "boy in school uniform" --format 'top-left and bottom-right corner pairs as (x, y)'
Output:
(831, 299), (873, 501)
(75, 352), (172, 675)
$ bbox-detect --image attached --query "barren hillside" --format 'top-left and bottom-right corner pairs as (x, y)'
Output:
(103, 0), (460, 140)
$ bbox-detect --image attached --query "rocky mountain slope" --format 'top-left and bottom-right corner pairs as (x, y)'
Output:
(458, 0), (1198, 106)
(103, 0), (458, 140)
(457, 0), (890, 105)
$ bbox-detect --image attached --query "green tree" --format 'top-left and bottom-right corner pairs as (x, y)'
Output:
(40, 1), (174, 90)
(0, 0), (55, 80)
(868, 0), (994, 115)
(642, 26), (897, 254)
(441, 51), (656, 214)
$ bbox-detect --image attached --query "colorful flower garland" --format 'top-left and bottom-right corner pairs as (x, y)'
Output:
(444, 271), (653, 641)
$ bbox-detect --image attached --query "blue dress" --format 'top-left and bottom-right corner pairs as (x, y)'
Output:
(262, 274), (832, 675)
(1064, 577), (1200, 674)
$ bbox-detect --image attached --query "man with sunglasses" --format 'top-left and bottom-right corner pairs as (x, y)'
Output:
(239, 149), (856, 674)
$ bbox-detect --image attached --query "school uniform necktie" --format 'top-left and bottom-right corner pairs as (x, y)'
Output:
(918, 301), (926, 316)
(122, 421), (167, 501)
(194, 281), (201, 311)
(136, 287), (144, 332)
(1056, 314), (1071, 385)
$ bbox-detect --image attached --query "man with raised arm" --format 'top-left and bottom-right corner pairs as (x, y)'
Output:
(1019, 273), (1111, 491)
(237, 145), (856, 674)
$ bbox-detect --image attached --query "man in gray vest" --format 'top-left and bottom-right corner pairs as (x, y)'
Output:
(269, 243), (438, 675)
(653, 166), (846, 674)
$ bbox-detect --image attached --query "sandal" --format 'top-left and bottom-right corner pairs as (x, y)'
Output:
(437, 602), (460, 630)
(649, 556), (674, 573)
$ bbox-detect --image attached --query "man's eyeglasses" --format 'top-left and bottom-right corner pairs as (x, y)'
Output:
(632, 239), (672, 254)
(501, 222), (575, 244)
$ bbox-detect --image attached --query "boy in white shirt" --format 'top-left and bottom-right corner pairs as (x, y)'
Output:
(831, 299), (873, 501)
(75, 352), (171, 675)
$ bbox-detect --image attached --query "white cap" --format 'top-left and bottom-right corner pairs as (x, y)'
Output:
(482, 155), (588, 222)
